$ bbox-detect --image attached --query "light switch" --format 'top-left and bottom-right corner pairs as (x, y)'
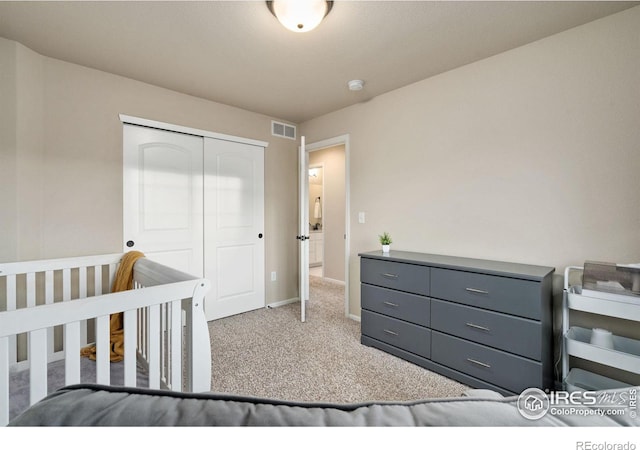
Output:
(358, 212), (365, 224)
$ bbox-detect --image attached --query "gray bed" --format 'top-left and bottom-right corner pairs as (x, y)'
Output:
(7, 383), (639, 426)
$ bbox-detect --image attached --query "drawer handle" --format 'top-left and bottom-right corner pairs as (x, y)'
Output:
(467, 358), (491, 369)
(383, 329), (398, 336)
(465, 322), (491, 332)
(383, 301), (399, 307)
(382, 273), (399, 279)
(465, 287), (489, 295)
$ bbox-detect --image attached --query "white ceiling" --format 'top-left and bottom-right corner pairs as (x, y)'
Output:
(0, 1), (637, 123)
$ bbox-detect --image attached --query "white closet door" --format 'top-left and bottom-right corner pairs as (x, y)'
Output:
(204, 138), (265, 321)
(123, 124), (204, 277)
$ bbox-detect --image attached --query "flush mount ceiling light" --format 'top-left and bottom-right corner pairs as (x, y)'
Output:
(266, 0), (333, 33)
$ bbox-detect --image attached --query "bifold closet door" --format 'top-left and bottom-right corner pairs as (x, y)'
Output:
(123, 124), (204, 277)
(203, 138), (265, 321)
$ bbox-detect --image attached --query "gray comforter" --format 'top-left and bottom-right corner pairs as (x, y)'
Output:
(8, 384), (638, 426)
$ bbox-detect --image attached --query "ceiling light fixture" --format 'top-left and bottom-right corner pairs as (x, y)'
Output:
(266, 0), (333, 33)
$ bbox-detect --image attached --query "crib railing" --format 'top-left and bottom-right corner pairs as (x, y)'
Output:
(0, 254), (211, 426)
(131, 258), (212, 393)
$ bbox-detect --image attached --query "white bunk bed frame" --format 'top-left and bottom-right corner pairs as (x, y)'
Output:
(0, 253), (212, 426)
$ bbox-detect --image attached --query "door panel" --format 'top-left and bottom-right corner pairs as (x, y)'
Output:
(141, 144), (192, 230)
(217, 245), (255, 297)
(123, 124), (204, 277)
(204, 138), (265, 321)
(217, 153), (255, 229)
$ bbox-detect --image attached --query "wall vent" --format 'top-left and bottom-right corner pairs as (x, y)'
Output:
(271, 120), (296, 140)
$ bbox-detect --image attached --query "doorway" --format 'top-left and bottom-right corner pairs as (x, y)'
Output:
(305, 135), (350, 318)
(308, 164), (324, 277)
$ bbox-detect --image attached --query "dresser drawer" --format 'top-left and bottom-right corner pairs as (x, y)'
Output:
(430, 268), (541, 319)
(431, 331), (542, 393)
(361, 258), (429, 295)
(361, 284), (430, 327)
(430, 299), (541, 360)
(361, 310), (431, 359)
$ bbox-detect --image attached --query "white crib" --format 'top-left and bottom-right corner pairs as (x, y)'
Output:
(0, 253), (212, 425)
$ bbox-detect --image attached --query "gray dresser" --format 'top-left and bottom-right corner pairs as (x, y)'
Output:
(359, 250), (555, 395)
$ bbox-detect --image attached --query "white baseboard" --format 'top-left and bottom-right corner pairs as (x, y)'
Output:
(266, 297), (299, 309)
(268, 298), (359, 322)
(321, 277), (345, 286)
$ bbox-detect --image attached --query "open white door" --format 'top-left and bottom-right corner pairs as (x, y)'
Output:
(298, 136), (310, 322)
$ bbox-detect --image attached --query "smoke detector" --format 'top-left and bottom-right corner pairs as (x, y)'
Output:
(348, 80), (364, 91)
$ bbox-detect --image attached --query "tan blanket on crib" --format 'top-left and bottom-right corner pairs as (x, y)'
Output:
(80, 251), (146, 363)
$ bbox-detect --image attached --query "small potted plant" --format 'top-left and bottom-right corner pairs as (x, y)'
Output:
(379, 232), (392, 253)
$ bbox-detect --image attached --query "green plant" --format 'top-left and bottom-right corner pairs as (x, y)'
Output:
(379, 232), (392, 245)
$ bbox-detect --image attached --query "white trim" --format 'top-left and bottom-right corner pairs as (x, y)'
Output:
(348, 314), (361, 323)
(306, 135), (350, 151)
(266, 297), (300, 309)
(119, 114), (269, 148)
(320, 277), (345, 286)
(305, 134), (351, 319)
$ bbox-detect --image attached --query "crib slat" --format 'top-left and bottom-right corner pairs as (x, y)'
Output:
(93, 267), (103, 366)
(123, 309), (137, 387)
(94, 265), (103, 295)
(161, 304), (167, 385)
(44, 270), (54, 304)
(45, 270), (56, 361)
(170, 300), (182, 391)
(29, 328), (48, 406)
(6, 274), (17, 309)
(79, 267), (87, 298)
(140, 307), (147, 361)
(95, 315), (110, 385)
(64, 322), (81, 386)
(6, 275), (17, 366)
(108, 263), (117, 292)
(62, 268), (71, 302)
(26, 272), (36, 308)
(0, 336), (9, 426)
(77, 268), (89, 350)
(148, 304), (160, 389)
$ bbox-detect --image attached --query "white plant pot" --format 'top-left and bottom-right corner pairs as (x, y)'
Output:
(382, 245), (390, 253)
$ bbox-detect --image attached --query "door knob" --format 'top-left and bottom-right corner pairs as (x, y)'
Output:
(126, 240), (135, 248)
(258, 233), (263, 239)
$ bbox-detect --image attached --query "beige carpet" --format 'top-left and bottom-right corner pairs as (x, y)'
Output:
(207, 276), (468, 403)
